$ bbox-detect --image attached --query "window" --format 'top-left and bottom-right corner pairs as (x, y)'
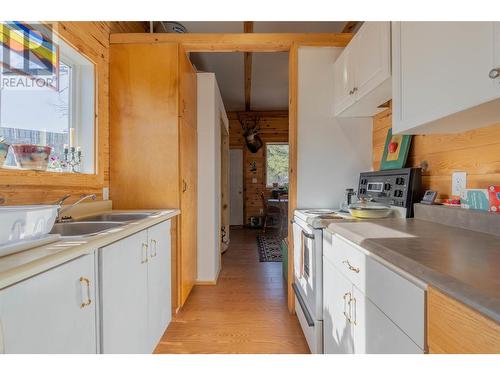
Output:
(266, 143), (289, 188)
(0, 22), (95, 173)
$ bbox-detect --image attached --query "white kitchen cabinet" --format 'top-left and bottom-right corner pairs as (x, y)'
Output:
(323, 257), (354, 354)
(0, 254), (97, 354)
(333, 22), (391, 117)
(333, 48), (355, 115)
(322, 231), (425, 354)
(100, 230), (149, 353)
(392, 21), (500, 134)
(351, 285), (422, 354)
(99, 220), (172, 353)
(147, 220), (172, 351)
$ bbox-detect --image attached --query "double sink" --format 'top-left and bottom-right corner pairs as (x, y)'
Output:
(50, 212), (157, 238)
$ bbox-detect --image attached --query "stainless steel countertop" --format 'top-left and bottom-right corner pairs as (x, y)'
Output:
(326, 218), (500, 323)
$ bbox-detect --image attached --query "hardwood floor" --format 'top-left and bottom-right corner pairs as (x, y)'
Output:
(155, 228), (309, 354)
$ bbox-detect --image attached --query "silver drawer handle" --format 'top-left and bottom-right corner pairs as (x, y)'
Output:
(343, 292), (352, 323)
(141, 243), (148, 264)
(150, 239), (157, 258)
(489, 68), (500, 79)
(79, 277), (92, 308)
(342, 259), (360, 273)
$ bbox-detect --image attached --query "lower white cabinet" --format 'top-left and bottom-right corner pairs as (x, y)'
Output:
(147, 220), (172, 350)
(0, 254), (97, 354)
(351, 285), (421, 354)
(99, 220), (171, 353)
(323, 231), (424, 354)
(323, 257), (355, 354)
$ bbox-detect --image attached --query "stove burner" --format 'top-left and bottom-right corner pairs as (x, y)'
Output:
(304, 209), (336, 215)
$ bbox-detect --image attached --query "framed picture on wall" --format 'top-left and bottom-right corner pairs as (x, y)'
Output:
(380, 128), (412, 170)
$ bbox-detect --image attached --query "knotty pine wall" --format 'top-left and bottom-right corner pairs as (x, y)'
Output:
(228, 111), (288, 224)
(0, 21), (146, 205)
(373, 107), (500, 201)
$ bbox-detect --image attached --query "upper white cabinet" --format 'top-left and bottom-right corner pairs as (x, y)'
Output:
(392, 22), (500, 134)
(99, 220), (172, 354)
(0, 254), (97, 354)
(334, 22), (391, 117)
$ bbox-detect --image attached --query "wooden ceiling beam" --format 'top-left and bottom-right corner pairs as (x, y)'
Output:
(244, 22), (254, 111)
(110, 33), (353, 51)
(342, 22), (359, 33)
(227, 110), (289, 119)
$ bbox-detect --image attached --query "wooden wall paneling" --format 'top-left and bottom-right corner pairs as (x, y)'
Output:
(178, 47), (198, 305)
(110, 33), (353, 51)
(427, 287), (500, 353)
(373, 105), (500, 201)
(287, 43), (298, 313)
(110, 43), (180, 209)
(109, 21), (147, 33)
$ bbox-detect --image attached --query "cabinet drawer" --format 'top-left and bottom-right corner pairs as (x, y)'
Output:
(326, 234), (425, 349)
(352, 285), (423, 354)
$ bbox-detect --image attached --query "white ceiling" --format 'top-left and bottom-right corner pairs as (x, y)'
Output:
(182, 22), (348, 111)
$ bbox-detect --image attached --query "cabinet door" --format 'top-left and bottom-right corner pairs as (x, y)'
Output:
(147, 220), (172, 351)
(333, 48), (356, 116)
(393, 22), (499, 133)
(351, 285), (422, 354)
(179, 121), (197, 306)
(352, 22), (391, 100)
(179, 48), (198, 306)
(323, 257), (354, 354)
(0, 254), (96, 353)
(99, 230), (149, 353)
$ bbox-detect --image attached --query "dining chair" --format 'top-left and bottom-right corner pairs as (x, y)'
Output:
(260, 192), (281, 234)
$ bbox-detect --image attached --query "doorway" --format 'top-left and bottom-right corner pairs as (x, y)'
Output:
(229, 149), (244, 226)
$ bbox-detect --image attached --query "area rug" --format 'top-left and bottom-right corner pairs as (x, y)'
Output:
(256, 234), (282, 262)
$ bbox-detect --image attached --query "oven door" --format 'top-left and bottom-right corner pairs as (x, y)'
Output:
(292, 217), (323, 319)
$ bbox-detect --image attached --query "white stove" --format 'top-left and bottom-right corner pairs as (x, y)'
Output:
(292, 168), (423, 354)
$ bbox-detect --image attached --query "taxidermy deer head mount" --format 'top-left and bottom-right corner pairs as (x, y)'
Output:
(238, 114), (263, 153)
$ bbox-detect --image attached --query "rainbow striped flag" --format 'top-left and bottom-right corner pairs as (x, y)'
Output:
(0, 22), (59, 77)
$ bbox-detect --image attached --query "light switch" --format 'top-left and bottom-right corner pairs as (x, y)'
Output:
(103, 187), (110, 200)
(452, 172), (466, 196)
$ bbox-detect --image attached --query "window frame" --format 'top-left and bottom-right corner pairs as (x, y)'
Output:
(0, 23), (101, 188)
(265, 142), (289, 188)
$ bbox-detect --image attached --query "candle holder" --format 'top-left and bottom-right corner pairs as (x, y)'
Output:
(64, 146), (82, 173)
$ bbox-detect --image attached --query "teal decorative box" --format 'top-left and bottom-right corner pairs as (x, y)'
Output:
(460, 189), (490, 211)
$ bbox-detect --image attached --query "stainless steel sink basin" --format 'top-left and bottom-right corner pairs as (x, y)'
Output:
(76, 212), (157, 222)
(50, 221), (125, 238)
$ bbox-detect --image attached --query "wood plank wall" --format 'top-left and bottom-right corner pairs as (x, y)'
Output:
(373, 106), (500, 201)
(228, 111), (288, 224)
(0, 21), (146, 206)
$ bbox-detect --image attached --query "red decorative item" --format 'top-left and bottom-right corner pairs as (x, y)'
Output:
(388, 141), (399, 153)
(488, 185), (500, 213)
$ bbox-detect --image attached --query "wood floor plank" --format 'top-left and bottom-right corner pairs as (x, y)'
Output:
(154, 228), (309, 354)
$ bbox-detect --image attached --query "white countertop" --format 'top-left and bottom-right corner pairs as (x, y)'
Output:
(0, 209), (180, 290)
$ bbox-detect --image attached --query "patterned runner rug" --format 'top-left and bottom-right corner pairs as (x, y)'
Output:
(256, 234), (283, 262)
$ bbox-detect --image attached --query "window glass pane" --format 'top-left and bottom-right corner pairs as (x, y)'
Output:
(1, 22), (95, 174)
(266, 143), (289, 187)
(0, 60), (71, 170)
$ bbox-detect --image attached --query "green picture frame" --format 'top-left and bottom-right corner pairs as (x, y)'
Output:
(380, 128), (412, 170)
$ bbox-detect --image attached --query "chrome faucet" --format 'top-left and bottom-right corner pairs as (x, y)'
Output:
(56, 194), (97, 222)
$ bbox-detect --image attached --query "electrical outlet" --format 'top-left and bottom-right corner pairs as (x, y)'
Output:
(252, 177), (257, 184)
(259, 208), (264, 215)
(452, 172), (467, 196)
(102, 187), (110, 200)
